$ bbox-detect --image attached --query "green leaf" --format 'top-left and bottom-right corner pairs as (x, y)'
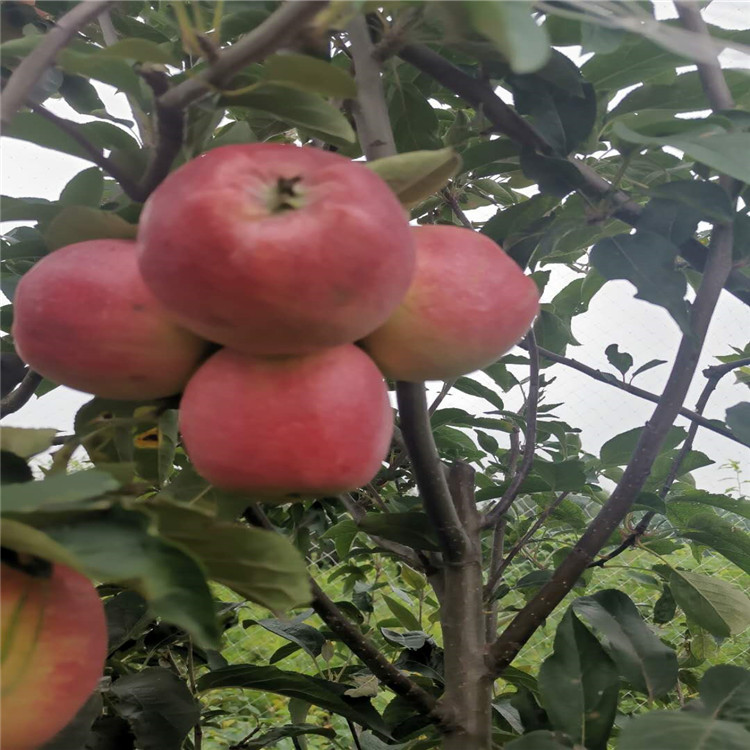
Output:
(1, 469), (119, 514)
(679, 512), (750, 575)
(197, 665), (390, 737)
(610, 70), (750, 117)
(0, 196), (60, 223)
(466, 1), (550, 74)
(58, 73), (107, 116)
(618, 711), (750, 750)
(5, 508), (220, 647)
(240, 725), (337, 749)
(612, 119), (750, 184)
(668, 491), (750, 521)
(3, 112), (140, 161)
(150, 500), (309, 613)
(383, 595), (422, 631)
(0, 427), (58, 458)
(389, 82), (441, 153)
(726, 402), (750, 446)
(654, 585), (677, 624)
(538, 610), (618, 750)
(58, 48), (144, 101)
(600, 426), (686, 466)
(649, 180), (735, 224)
(605, 344), (633, 377)
(453, 377), (505, 410)
(505, 730), (575, 749)
(572, 589), (678, 699)
(367, 148), (461, 208)
(222, 83), (355, 145)
(357, 512), (440, 552)
(110, 668), (200, 750)
(60, 167), (104, 207)
(631, 359), (667, 379)
(246, 616), (325, 660)
(669, 569), (750, 637)
(97, 38), (178, 65)
(44, 206), (137, 250)
(264, 53), (357, 98)
(590, 232), (690, 331)
(700, 665), (750, 731)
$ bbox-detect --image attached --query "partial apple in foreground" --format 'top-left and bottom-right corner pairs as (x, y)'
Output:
(138, 143), (416, 356)
(179, 344), (393, 496)
(12, 239), (207, 400)
(360, 224), (540, 382)
(0, 558), (107, 750)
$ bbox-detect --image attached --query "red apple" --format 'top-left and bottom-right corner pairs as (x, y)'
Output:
(360, 225), (540, 381)
(12, 239), (207, 399)
(137, 144), (415, 355)
(0, 559), (107, 750)
(179, 345), (393, 496)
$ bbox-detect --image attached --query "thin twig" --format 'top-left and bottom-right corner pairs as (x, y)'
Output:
(428, 379), (456, 415)
(30, 103), (145, 201)
(159, 1), (328, 112)
(521, 342), (743, 446)
(483, 332), (540, 528)
(484, 518), (506, 641)
(0, 370), (42, 417)
(310, 579), (445, 724)
(485, 492), (570, 597)
(347, 720), (363, 750)
(2, 0), (117, 127)
(442, 189), (474, 230)
(588, 354), (750, 568)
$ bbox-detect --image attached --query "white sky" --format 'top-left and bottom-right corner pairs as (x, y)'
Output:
(1, 1), (748, 494)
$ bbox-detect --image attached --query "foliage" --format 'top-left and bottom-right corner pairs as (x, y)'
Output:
(1, 1), (749, 749)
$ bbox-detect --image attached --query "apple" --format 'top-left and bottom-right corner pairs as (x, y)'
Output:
(1, 558), (107, 750)
(137, 143), (415, 356)
(360, 225), (540, 381)
(179, 344), (393, 496)
(12, 239), (207, 399)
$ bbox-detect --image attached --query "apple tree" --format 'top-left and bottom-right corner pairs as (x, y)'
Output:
(1, 2), (750, 749)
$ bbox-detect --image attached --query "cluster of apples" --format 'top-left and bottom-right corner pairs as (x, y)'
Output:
(13, 144), (539, 498)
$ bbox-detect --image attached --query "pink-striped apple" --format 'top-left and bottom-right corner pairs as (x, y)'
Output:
(137, 144), (415, 355)
(360, 225), (540, 381)
(0, 559), (107, 750)
(12, 239), (207, 399)
(179, 345), (393, 496)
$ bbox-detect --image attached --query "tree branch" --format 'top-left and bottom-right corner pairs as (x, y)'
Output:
(0, 370), (42, 417)
(519, 341), (743, 446)
(488, 0), (739, 657)
(347, 14), (397, 161)
(397, 383), (469, 563)
(483, 332), (540, 528)
(486, 492), (570, 597)
(588, 354), (750, 568)
(310, 579), (445, 725)
(675, 2), (735, 111)
(1, 0), (117, 127)
(398, 44), (750, 307)
(487, 211), (734, 676)
(30, 103), (145, 201)
(159, 1), (328, 112)
(441, 462), (492, 750)
(136, 69), (185, 201)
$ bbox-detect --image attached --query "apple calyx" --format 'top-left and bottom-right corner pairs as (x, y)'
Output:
(267, 176), (306, 213)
